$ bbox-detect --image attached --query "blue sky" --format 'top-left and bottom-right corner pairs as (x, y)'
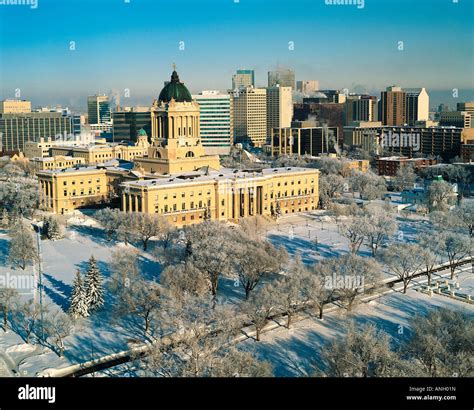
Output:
(0, 0), (473, 110)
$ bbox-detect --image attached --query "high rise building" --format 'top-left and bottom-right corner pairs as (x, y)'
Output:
(271, 121), (340, 157)
(380, 86), (407, 126)
(266, 86), (293, 137)
(232, 69), (255, 90)
(0, 99), (32, 114)
(233, 87), (267, 147)
(296, 80), (319, 94)
(0, 112), (73, 152)
(439, 111), (472, 128)
(112, 107), (152, 142)
(268, 69), (296, 90)
(87, 95), (111, 125)
(193, 91), (233, 155)
(344, 95), (378, 125)
(457, 102), (474, 118)
(404, 88), (429, 125)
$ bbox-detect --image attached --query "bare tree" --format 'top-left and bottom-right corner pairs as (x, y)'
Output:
(108, 247), (140, 295)
(338, 217), (367, 254)
(234, 237), (286, 299)
(426, 180), (456, 212)
(317, 323), (413, 377)
(12, 300), (48, 343)
(349, 171), (386, 200)
(301, 260), (337, 319)
(8, 222), (39, 270)
(272, 257), (305, 329)
(417, 232), (441, 286)
(379, 243), (424, 293)
(42, 310), (73, 357)
(393, 164), (416, 191)
(131, 213), (170, 251)
(209, 348), (273, 377)
(406, 308), (473, 377)
(439, 232), (473, 280)
(363, 208), (397, 257)
(0, 287), (18, 332)
(319, 174), (346, 208)
(161, 263), (208, 301)
(185, 222), (236, 301)
(239, 215), (270, 240)
(332, 254), (381, 310)
(241, 285), (277, 342)
(117, 279), (163, 338)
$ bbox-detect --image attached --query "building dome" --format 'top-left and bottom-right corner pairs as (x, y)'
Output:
(158, 70), (193, 103)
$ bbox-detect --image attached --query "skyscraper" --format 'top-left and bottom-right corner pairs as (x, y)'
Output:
(193, 91), (233, 155)
(404, 88), (429, 126)
(296, 80), (319, 94)
(87, 95), (111, 125)
(232, 69), (255, 90)
(0, 99), (32, 114)
(266, 86), (293, 137)
(344, 95), (378, 125)
(268, 69), (296, 90)
(233, 87), (267, 147)
(380, 86), (406, 126)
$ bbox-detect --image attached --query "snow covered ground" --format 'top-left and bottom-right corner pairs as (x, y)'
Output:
(0, 209), (471, 377)
(240, 271), (474, 377)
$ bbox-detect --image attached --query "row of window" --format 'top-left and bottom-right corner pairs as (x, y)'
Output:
(63, 178), (101, 186)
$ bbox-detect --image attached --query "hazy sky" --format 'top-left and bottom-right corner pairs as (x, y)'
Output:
(0, 0), (473, 110)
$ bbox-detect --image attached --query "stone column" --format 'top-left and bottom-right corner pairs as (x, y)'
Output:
(134, 195), (139, 213)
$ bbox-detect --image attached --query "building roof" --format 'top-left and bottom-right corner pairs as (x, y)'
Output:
(158, 70), (193, 103)
(122, 167), (319, 190)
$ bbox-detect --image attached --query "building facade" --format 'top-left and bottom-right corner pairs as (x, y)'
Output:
(268, 69), (296, 90)
(376, 156), (437, 176)
(344, 95), (378, 125)
(404, 88), (429, 126)
(0, 112), (73, 152)
(193, 91), (233, 155)
(232, 69), (255, 90)
(271, 122), (339, 157)
(233, 87), (267, 147)
(87, 95), (111, 125)
(121, 167), (319, 227)
(380, 86), (406, 126)
(0, 99), (32, 114)
(439, 111), (471, 128)
(112, 107), (152, 142)
(296, 80), (319, 95)
(266, 86), (293, 138)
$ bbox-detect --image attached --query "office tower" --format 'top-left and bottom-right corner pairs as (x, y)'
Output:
(232, 69), (255, 90)
(0, 112), (73, 152)
(193, 91), (233, 155)
(296, 80), (320, 94)
(404, 88), (429, 125)
(439, 111), (472, 128)
(266, 86), (293, 137)
(268, 69), (296, 90)
(112, 107), (152, 142)
(345, 95), (378, 125)
(233, 87), (267, 147)
(380, 86), (406, 126)
(0, 99), (32, 114)
(317, 90), (347, 104)
(87, 95), (111, 125)
(457, 102), (474, 119)
(271, 121), (339, 157)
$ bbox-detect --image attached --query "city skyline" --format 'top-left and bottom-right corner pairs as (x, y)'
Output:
(0, 0), (473, 110)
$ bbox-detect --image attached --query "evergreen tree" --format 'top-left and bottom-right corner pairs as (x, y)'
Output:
(43, 216), (63, 240)
(84, 256), (104, 312)
(68, 270), (89, 319)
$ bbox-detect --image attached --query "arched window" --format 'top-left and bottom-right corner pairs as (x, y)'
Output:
(155, 151), (162, 158)
(185, 151), (195, 158)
